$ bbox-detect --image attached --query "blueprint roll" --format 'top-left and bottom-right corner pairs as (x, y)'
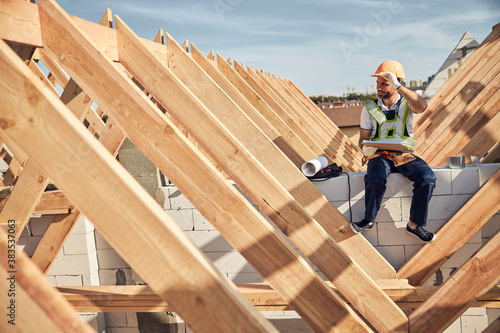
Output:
(301, 156), (328, 177)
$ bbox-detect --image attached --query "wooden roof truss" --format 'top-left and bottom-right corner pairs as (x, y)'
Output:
(0, 1), (499, 332)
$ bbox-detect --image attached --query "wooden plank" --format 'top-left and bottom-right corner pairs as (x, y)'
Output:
(215, 54), (317, 163)
(189, 45), (305, 168)
(56, 283), (500, 312)
(481, 143), (500, 163)
(119, 19), (404, 332)
(409, 229), (500, 333)
(39, 49), (70, 88)
(458, 95), (500, 163)
(232, 61), (331, 162)
(269, 74), (364, 170)
(0, 228), (94, 332)
(28, 59), (60, 95)
(115, 17), (373, 333)
(0, 0), (43, 47)
(428, 86), (500, 166)
(2, 27), (276, 333)
(397, 167), (500, 285)
(0, 190), (73, 219)
(0, 158), (49, 239)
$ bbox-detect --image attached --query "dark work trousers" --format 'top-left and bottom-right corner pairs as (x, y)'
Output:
(364, 156), (436, 226)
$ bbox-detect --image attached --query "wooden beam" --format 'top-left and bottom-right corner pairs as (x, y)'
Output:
(119, 19), (404, 332)
(114, 16), (373, 333)
(481, 142), (500, 163)
(39, 48), (70, 89)
(414, 24), (500, 132)
(397, 167), (500, 285)
(0, 0), (43, 47)
(99, 8), (113, 28)
(35, 2), (370, 331)
(0, 228), (94, 332)
(409, 229), (500, 333)
(57, 283), (500, 313)
(0, 158), (49, 239)
(189, 44), (305, 168)
(2, 23), (275, 333)
(458, 97), (500, 163)
(483, 315), (500, 333)
(215, 54), (317, 163)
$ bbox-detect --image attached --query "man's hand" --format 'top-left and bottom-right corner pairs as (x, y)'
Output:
(378, 72), (401, 89)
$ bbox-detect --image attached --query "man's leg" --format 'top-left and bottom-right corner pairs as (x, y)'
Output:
(398, 157), (436, 242)
(351, 156), (392, 233)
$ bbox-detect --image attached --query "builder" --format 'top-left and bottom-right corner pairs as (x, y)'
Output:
(350, 60), (437, 243)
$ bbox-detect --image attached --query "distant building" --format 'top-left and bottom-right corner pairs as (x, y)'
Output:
(321, 101), (364, 146)
(422, 31), (479, 99)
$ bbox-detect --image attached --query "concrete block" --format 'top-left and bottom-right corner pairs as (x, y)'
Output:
(360, 222), (379, 246)
(229, 272), (265, 283)
(86, 231), (97, 253)
(105, 312), (128, 327)
(126, 313), (138, 327)
(479, 163), (500, 186)
(167, 187), (195, 209)
(63, 234), (89, 255)
(404, 244), (425, 261)
(80, 313), (99, 331)
(206, 251), (255, 274)
(18, 236), (42, 257)
(451, 167), (480, 194)
(403, 194), (471, 221)
(346, 172), (366, 201)
(47, 253), (91, 275)
(463, 307), (486, 316)
(312, 175), (349, 201)
(184, 230), (234, 252)
(55, 275), (83, 287)
(97, 249), (130, 269)
(118, 148), (157, 178)
(331, 199), (364, 223)
(71, 215), (92, 235)
(193, 209), (216, 231)
(378, 221), (427, 246)
(375, 246), (405, 270)
(375, 197), (402, 222)
(95, 230), (113, 250)
(30, 214), (54, 236)
(442, 317), (461, 333)
(165, 208), (194, 231)
(99, 269), (134, 286)
(461, 313), (488, 332)
(158, 187), (171, 209)
(384, 173), (413, 198)
(486, 308), (500, 325)
(434, 168), (452, 195)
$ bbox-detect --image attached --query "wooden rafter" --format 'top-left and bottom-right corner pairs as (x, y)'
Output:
(0, 28), (275, 333)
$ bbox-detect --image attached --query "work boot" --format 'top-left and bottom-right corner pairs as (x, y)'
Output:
(406, 224), (436, 243)
(350, 219), (374, 234)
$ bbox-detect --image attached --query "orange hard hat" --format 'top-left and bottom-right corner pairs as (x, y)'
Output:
(371, 60), (406, 79)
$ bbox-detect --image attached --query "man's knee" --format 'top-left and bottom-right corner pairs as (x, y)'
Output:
(364, 172), (388, 184)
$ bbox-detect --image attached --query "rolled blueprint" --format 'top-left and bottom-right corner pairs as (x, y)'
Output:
(301, 156), (328, 177)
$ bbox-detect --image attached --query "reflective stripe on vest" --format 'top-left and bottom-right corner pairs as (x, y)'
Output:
(365, 98), (417, 148)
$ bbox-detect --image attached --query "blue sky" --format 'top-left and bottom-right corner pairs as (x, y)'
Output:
(57, 0), (500, 96)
